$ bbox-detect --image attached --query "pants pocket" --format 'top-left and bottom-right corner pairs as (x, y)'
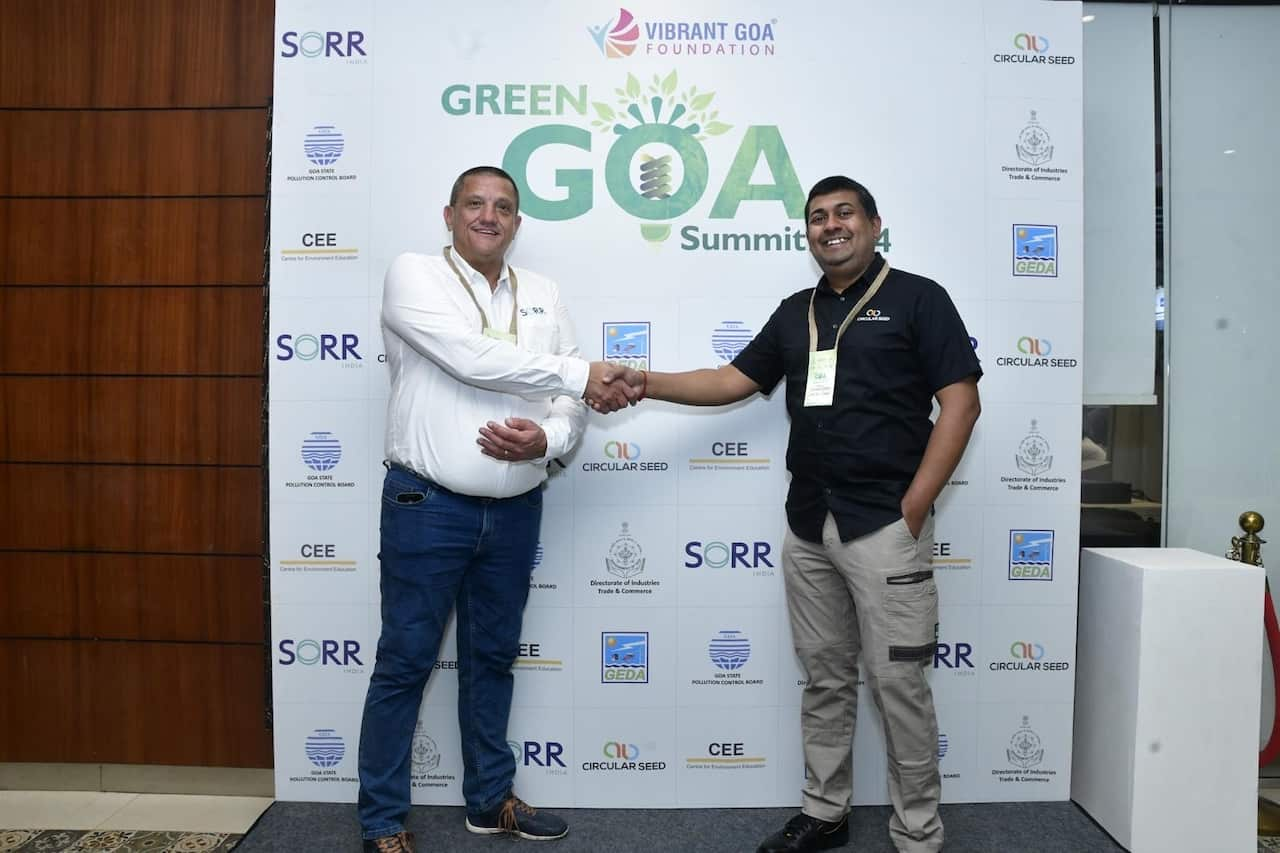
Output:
(883, 576), (938, 665)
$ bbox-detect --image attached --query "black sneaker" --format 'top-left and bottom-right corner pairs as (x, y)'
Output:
(465, 793), (569, 841)
(363, 830), (415, 852)
(756, 812), (849, 852)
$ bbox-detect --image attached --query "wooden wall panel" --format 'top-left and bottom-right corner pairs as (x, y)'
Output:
(0, 553), (262, 643)
(0, 110), (268, 197)
(0, 0), (275, 768)
(0, 378), (261, 464)
(0, 640), (272, 766)
(0, 200), (265, 285)
(0, 641), (77, 758)
(0, 1), (274, 108)
(0, 465), (262, 554)
(0, 288), (263, 375)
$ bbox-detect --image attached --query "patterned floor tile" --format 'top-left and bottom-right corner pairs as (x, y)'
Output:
(108, 832), (183, 853)
(167, 835), (235, 852)
(0, 831), (239, 853)
(66, 830), (136, 851)
(0, 830), (40, 852)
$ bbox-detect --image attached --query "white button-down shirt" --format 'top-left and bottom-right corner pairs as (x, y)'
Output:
(381, 249), (590, 498)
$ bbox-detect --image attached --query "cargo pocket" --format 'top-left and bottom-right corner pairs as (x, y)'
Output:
(884, 570), (939, 666)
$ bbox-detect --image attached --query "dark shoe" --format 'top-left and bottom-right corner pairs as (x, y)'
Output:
(465, 792), (569, 841)
(757, 812), (849, 852)
(363, 831), (415, 852)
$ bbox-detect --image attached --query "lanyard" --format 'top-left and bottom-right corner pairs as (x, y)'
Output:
(443, 245), (519, 344)
(806, 260), (892, 353)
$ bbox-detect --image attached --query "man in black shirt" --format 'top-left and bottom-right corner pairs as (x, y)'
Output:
(626, 176), (981, 853)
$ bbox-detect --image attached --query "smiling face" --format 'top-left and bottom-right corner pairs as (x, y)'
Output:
(805, 190), (882, 283)
(443, 172), (522, 275)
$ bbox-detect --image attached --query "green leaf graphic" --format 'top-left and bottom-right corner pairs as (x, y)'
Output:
(690, 92), (715, 111)
(662, 70), (678, 95)
(626, 73), (641, 98)
(704, 121), (732, 136)
(593, 102), (616, 121)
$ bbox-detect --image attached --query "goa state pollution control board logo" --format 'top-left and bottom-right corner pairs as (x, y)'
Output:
(708, 630), (750, 671)
(305, 728), (345, 768)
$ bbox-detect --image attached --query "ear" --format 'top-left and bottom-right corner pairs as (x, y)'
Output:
(871, 215), (883, 240)
(443, 205), (454, 232)
(512, 213), (523, 235)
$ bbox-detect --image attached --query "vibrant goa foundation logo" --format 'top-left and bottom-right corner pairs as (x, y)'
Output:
(588, 8), (639, 57)
(487, 69), (807, 248)
(587, 8), (778, 59)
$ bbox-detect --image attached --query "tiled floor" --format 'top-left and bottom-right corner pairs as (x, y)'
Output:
(0, 791), (272, 834)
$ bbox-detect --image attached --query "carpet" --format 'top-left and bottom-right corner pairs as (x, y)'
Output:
(233, 801), (1127, 852)
(0, 830), (240, 852)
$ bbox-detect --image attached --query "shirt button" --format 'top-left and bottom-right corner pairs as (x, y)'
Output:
(824, 487), (832, 495)
(840, 296), (846, 302)
(831, 323), (838, 329)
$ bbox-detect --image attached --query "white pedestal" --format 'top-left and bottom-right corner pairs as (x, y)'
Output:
(1072, 548), (1264, 852)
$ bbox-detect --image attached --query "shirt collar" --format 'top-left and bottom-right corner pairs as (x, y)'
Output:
(448, 245), (512, 296)
(816, 253), (885, 298)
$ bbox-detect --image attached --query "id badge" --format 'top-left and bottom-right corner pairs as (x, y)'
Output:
(803, 349), (837, 407)
(483, 328), (518, 345)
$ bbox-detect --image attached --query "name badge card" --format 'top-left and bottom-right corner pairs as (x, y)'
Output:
(804, 350), (837, 407)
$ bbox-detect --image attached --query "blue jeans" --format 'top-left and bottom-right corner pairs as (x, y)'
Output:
(357, 465), (541, 840)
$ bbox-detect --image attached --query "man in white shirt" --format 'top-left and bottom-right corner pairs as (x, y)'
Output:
(357, 166), (634, 852)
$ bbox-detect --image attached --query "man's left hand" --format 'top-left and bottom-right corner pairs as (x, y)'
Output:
(478, 418), (548, 462)
(900, 497), (928, 540)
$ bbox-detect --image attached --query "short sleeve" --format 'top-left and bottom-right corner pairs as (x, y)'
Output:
(731, 299), (789, 393)
(916, 285), (982, 393)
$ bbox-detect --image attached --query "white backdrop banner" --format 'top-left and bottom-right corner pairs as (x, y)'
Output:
(269, 0), (1083, 806)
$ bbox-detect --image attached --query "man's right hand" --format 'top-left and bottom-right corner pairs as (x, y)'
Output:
(585, 362), (642, 413)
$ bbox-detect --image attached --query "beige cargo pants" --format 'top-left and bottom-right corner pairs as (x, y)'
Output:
(783, 512), (943, 853)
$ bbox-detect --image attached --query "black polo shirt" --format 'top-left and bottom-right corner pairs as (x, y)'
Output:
(732, 254), (981, 544)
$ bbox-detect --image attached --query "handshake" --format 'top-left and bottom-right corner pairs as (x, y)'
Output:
(583, 362), (645, 413)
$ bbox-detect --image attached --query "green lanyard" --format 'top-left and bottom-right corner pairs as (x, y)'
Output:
(443, 246), (520, 345)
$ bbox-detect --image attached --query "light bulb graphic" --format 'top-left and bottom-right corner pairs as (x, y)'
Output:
(589, 70), (734, 243)
(637, 153), (672, 242)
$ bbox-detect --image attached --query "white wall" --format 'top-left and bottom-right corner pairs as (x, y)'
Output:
(1162, 6), (1280, 563)
(1082, 3), (1157, 405)
(1160, 6), (1280, 747)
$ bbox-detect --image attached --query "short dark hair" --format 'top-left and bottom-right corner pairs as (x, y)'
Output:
(804, 176), (877, 221)
(449, 165), (520, 213)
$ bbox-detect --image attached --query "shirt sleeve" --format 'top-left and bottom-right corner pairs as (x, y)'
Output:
(382, 253), (590, 400)
(730, 298), (789, 394)
(536, 283), (589, 461)
(915, 283), (982, 393)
